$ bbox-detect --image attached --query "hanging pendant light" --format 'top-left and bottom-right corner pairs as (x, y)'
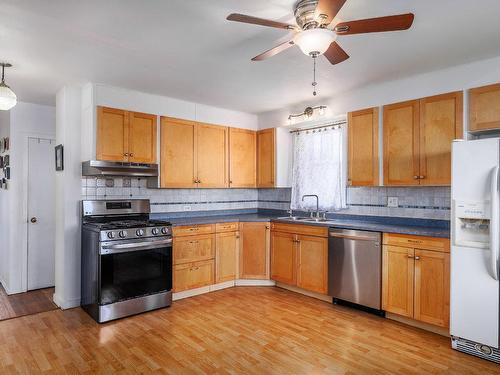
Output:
(0, 63), (17, 111)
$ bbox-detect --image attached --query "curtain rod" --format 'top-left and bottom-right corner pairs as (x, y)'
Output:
(289, 120), (346, 134)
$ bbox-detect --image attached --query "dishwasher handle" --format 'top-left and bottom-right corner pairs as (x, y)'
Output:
(329, 233), (378, 242)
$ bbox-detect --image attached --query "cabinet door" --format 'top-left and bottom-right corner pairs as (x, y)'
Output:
(197, 123), (228, 188)
(174, 260), (214, 292)
(229, 128), (257, 188)
(257, 128), (276, 187)
(216, 231), (239, 283)
(160, 117), (196, 188)
(96, 106), (129, 161)
(382, 245), (414, 317)
(414, 249), (450, 328)
(128, 111), (157, 163)
(270, 231), (296, 285)
(348, 108), (379, 186)
(419, 92), (463, 186)
(296, 235), (328, 294)
(173, 234), (215, 265)
(239, 222), (270, 279)
(469, 83), (500, 132)
(383, 100), (420, 186)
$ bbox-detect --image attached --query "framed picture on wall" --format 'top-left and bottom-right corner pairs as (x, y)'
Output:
(55, 144), (64, 171)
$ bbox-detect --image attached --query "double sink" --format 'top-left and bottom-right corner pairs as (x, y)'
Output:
(277, 216), (334, 224)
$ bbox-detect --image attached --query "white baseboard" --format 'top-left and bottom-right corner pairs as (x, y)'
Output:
(53, 293), (80, 309)
(210, 280), (235, 291)
(235, 279), (276, 286)
(275, 282), (332, 303)
(173, 286), (211, 301)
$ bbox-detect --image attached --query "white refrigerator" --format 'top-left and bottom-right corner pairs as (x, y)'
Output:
(451, 138), (500, 363)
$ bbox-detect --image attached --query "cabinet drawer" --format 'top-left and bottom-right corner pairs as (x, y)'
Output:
(216, 222), (239, 233)
(174, 260), (214, 292)
(271, 222), (328, 238)
(173, 224), (215, 237)
(383, 233), (449, 253)
(173, 234), (215, 265)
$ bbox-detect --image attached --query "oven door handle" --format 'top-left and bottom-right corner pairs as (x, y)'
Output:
(100, 238), (172, 255)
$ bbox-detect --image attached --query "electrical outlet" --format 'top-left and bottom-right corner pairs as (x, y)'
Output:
(183, 205), (192, 211)
(387, 197), (399, 208)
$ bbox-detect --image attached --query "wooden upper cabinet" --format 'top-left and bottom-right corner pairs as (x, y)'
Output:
(270, 231), (296, 285)
(229, 128), (257, 188)
(257, 128), (276, 187)
(296, 235), (328, 294)
(383, 100), (420, 186)
(414, 249), (450, 328)
(128, 111), (157, 163)
(160, 117), (196, 188)
(196, 123), (228, 188)
(348, 107), (379, 186)
(96, 106), (157, 163)
(239, 222), (270, 279)
(382, 245), (414, 318)
(97, 107), (129, 162)
(469, 83), (500, 132)
(419, 92), (463, 186)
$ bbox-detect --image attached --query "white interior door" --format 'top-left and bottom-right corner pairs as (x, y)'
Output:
(28, 137), (56, 290)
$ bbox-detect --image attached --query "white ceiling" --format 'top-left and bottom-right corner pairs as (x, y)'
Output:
(2, 0), (500, 114)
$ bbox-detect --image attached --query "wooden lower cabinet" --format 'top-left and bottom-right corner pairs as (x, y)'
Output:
(174, 260), (214, 292)
(271, 227), (328, 295)
(239, 222), (270, 279)
(270, 231), (296, 285)
(173, 234), (215, 265)
(382, 233), (450, 328)
(296, 235), (328, 294)
(216, 231), (239, 283)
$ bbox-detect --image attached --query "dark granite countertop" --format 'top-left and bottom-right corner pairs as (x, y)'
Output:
(152, 210), (450, 238)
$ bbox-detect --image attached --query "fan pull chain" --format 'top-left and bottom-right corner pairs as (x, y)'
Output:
(312, 55), (317, 96)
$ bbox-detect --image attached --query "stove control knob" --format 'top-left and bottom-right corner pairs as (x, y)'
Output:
(136, 229), (145, 237)
(161, 227), (169, 235)
(119, 230), (127, 238)
(107, 232), (115, 239)
(152, 228), (160, 235)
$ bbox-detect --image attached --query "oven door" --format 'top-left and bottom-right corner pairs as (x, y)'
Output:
(98, 237), (172, 305)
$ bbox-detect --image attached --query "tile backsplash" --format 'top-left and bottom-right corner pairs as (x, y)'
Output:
(81, 177), (450, 220)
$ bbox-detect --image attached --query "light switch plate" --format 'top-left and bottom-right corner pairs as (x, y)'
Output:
(387, 197), (399, 208)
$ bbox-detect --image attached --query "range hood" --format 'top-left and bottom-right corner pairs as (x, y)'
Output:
(82, 160), (158, 177)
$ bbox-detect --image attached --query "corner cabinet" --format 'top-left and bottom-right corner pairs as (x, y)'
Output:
(270, 223), (328, 294)
(383, 91), (463, 186)
(229, 128), (257, 188)
(382, 233), (450, 328)
(239, 222), (270, 279)
(96, 106), (157, 163)
(160, 117), (228, 188)
(348, 107), (379, 186)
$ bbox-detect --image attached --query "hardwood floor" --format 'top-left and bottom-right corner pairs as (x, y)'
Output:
(0, 287), (497, 374)
(0, 284), (57, 321)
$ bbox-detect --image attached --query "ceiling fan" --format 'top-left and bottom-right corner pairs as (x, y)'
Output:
(226, 0), (415, 65)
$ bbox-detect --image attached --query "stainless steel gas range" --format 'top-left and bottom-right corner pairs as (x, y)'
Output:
(81, 199), (172, 323)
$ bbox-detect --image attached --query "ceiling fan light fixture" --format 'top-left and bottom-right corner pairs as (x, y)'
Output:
(294, 28), (336, 56)
(0, 63), (17, 111)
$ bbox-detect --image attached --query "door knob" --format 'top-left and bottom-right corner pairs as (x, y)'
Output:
(30, 217), (37, 223)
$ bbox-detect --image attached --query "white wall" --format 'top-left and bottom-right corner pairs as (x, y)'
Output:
(0, 102), (55, 294)
(258, 55), (500, 129)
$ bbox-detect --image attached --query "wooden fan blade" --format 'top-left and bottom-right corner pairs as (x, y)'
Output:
(314, 0), (347, 25)
(335, 13), (415, 35)
(227, 13), (296, 30)
(323, 42), (349, 65)
(252, 40), (295, 61)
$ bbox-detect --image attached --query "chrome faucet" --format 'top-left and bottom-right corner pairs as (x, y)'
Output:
(302, 194), (319, 218)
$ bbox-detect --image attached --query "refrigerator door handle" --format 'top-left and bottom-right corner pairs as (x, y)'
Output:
(490, 166), (499, 280)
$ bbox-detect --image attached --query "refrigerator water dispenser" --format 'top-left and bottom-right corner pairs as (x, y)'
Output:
(454, 200), (490, 248)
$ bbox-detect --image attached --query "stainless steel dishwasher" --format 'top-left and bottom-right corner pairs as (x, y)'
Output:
(328, 228), (382, 311)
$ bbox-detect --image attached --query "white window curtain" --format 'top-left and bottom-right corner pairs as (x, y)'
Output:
(291, 125), (346, 212)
